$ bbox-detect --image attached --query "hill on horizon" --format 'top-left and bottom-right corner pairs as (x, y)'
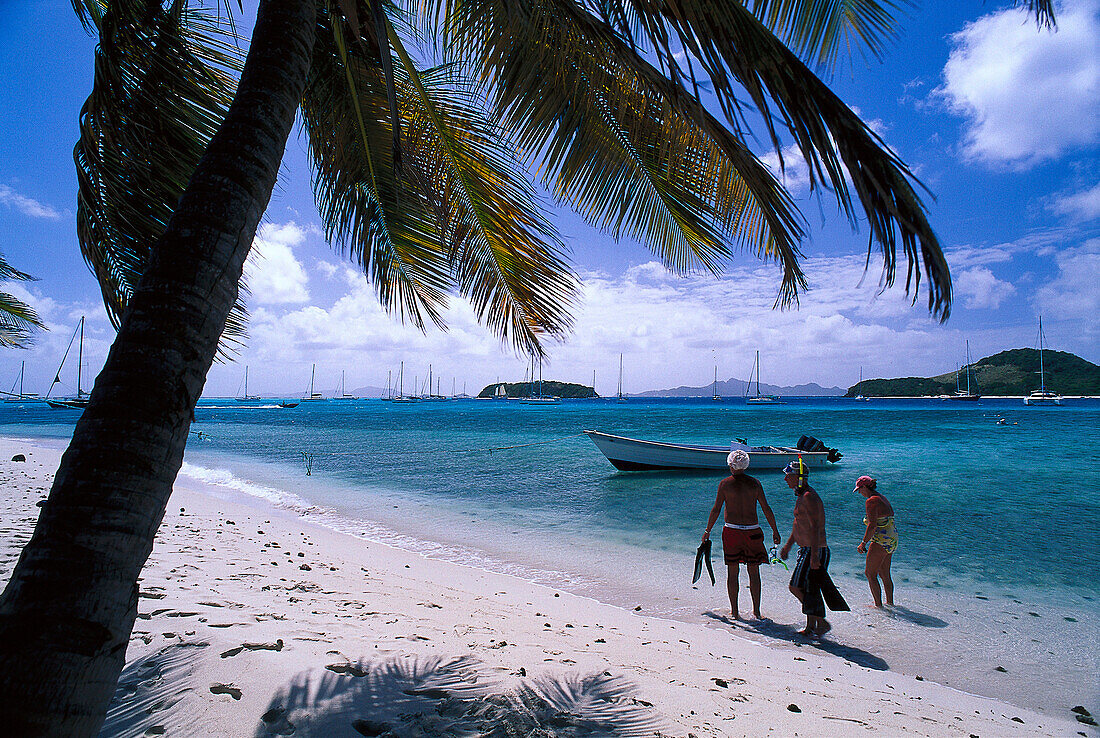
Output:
(477, 380), (597, 399)
(846, 348), (1100, 397)
(639, 377), (843, 397)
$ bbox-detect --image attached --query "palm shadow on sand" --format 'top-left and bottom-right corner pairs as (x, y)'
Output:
(885, 605), (948, 628)
(253, 654), (665, 737)
(703, 611), (889, 671)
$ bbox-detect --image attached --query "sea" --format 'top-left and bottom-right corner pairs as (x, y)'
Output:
(3, 396), (1098, 718)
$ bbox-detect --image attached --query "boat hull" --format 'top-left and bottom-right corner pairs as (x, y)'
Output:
(584, 430), (832, 472)
(46, 398), (89, 410)
(1024, 393), (1062, 405)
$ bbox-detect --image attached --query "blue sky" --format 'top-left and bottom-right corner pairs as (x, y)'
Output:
(1, 0), (1097, 398)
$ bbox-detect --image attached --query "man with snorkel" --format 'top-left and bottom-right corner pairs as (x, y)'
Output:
(780, 458), (847, 636)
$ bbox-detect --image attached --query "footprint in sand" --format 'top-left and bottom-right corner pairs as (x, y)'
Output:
(210, 683), (242, 700)
(261, 707), (296, 735)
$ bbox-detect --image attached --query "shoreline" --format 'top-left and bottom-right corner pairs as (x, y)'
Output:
(177, 441), (1099, 719)
(1, 435), (1092, 736)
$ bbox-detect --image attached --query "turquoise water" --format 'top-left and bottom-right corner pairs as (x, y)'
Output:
(4, 396), (1099, 713)
(6, 397), (1099, 595)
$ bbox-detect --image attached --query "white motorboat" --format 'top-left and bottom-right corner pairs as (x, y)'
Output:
(1024, 317), (1062, 405)
(584, 430), (840, 472)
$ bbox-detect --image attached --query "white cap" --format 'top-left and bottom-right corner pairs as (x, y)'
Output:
(727, 449), (750, 471)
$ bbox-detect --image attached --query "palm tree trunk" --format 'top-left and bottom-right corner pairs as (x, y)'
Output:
(0, 1), (316, 734)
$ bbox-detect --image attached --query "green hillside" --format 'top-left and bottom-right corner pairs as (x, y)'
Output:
(477, 380), (597, 399)
(846, 348), (1100, 397)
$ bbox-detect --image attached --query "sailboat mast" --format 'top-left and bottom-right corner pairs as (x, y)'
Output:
(965, 341), (971, 394)
(1038, 316), (1047, 391)
(19, 360), (23, 398)
(399, 362), (404, 396)
(77, 317), (84, 397)
(618, 354), (623, 399)
(755, 351), (760, 396)
(310, 364), (316, 396)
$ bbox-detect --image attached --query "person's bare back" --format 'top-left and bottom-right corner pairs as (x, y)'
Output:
(717, 474), (766, 526)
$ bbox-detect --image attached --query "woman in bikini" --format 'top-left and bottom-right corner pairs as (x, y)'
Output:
(855, 475), (897, 607)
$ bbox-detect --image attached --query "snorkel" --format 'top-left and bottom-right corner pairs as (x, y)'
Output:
(784, 457), (809, 495)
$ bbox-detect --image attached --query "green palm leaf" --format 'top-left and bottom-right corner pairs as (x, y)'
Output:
(73, 0), (249, 353)
(0, 252), (46, 349)
(433, 0), (808, 303)
(303, 7), (579, 355)
(620, 0), (952, 317)
(744, 0), (908, 72)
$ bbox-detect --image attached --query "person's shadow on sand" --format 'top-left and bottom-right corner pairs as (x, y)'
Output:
(885, 605), (948, 628)
(703, 611), (890, 671)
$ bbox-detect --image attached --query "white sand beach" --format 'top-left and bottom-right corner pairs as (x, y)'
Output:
(0, 436), (1091, 737)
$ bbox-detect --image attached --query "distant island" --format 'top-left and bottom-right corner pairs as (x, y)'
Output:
(639, 378), (843, 398)
(846, 348), (1100, 397)
(477, 381), (597, 399)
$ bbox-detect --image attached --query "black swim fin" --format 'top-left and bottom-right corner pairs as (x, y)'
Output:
(819, 571), (850, 612)
(693, 539), (715, 585)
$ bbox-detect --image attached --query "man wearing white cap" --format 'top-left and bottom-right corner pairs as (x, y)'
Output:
(702, 449), (782, 620)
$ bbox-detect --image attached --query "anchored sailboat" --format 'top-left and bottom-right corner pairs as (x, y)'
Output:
(744, 351), (783, 405)
(334, 370), (358, 400)
(235, 366), (260, 401)
(521, 356), (559, 404)
(3, 361), (39, 403)
(301, 364), (324, 401)
(1024, 317), (1062, 405)
(946, 341), (980, 401)
(46, 317), (89, 409)
(853, 367), (870, 401)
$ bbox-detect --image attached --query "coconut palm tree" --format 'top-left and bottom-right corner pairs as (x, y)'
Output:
(0, 252), (45, 348)
(0, 0), (1054, 733)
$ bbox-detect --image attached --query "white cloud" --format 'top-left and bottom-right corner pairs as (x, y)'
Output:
(1050, 181), (1100, 221)
(244, 222), (310, 304)
(23, 220), (1080, 399)
(936, 1), (1100, 167)
(954, 266), (1017, 309)
(759, 144), (811, 195)
(0, 184), (62, 220)
(1033, 238), (1100, 340)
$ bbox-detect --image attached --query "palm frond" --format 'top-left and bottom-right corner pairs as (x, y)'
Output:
(744, 0), (909, 71)
(625, 0), (951, 318)
(0, 252), (45, 349)
(74, 0), (250, 354)
(436, 0), (808, 303)
(304, 8), (454, 333)
(389, 40), (579, 354)
(304, 7), (578, 355)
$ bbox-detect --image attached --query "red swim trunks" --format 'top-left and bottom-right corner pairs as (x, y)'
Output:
(722, 525), (767, 565)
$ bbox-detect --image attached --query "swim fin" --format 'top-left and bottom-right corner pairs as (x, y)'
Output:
(819, 571), (850, 612)
(693, 539), (715, 585)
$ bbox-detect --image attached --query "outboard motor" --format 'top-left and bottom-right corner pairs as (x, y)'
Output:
(797, 435), (843, 463)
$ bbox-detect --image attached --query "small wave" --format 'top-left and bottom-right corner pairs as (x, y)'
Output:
(178, 462), (321, 515)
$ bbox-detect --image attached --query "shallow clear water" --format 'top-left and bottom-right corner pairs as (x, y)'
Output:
(4, 396), (1098, 713)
